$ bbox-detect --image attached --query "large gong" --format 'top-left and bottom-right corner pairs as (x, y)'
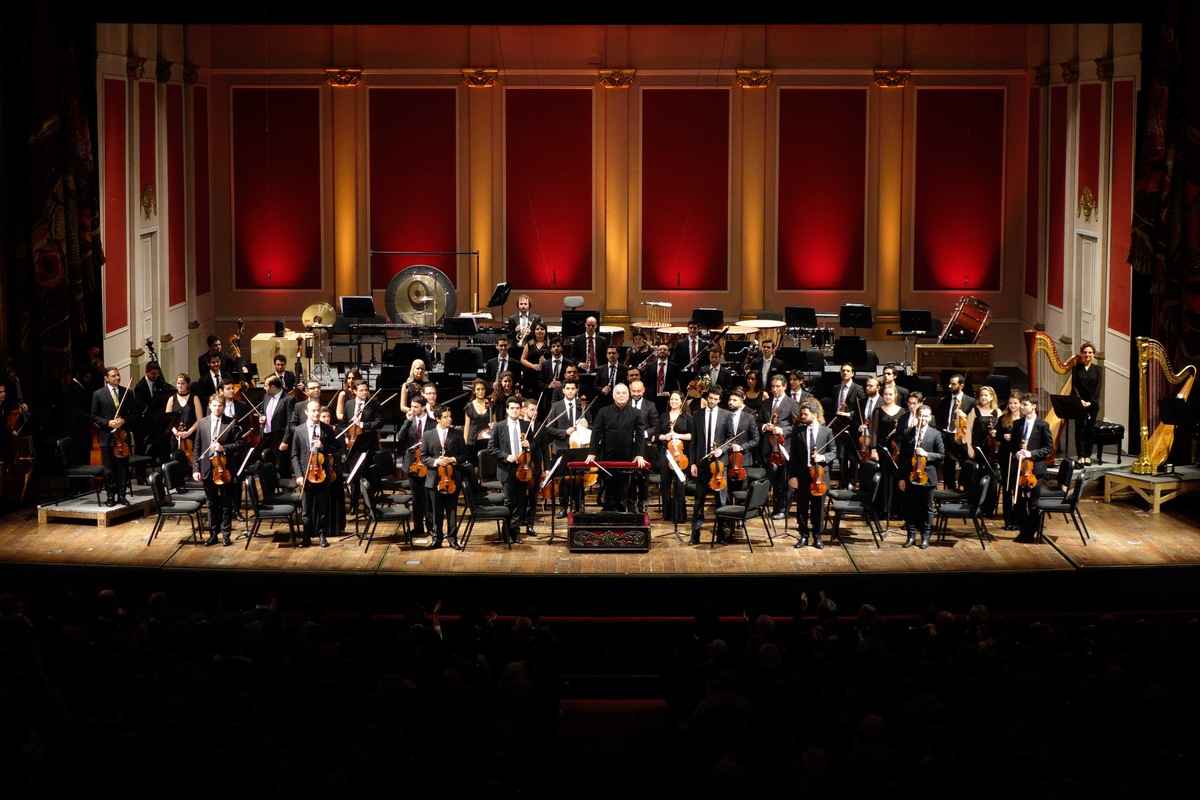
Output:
(385, 265), (457, 325)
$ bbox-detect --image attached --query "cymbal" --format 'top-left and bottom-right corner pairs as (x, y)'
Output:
(302, 301), (337, 328)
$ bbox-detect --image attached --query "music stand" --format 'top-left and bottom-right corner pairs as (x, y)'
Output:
(543, 455), (568, 543)
(900, 309), (934, 337)
(832, 336), (867, 368)
(839, 304), (873, 336)
(786, 306), (818, 329)
(692, 307), (724, 331)
(340, 452), (370, 541)
(442, 316), (478, 338)
(486, 282), (512, 321)
(875, 441), (900, 535)
(1049, 394), (1086, 463)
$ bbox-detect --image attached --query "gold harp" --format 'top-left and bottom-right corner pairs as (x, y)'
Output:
(1024, 330), (1078, 462)
(1131, 337), (1196, 475)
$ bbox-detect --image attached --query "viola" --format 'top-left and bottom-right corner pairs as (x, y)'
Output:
(112, 426), (131, 459)
(909, 425), (929, 486)
(708, 459), (727, 492)
(728, 449), (746, 482)
(410, 442), (428, 478)
(954, 411), (969, 445)
(516, 432), (534, 486)
(667, 417), (689, 469)
(1018, 438), (1038, 492)
(809, 448), (829, 496)
(176, 421), (194, 465)
(212, 451), (233, 485)
(438, 462), (457, 494)
(768, 413), (786, 467)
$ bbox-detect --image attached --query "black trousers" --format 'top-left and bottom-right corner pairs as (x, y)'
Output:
(99, 446), (128, 498)
(903, 483), (935, 537)
(792, 482), (826, 539)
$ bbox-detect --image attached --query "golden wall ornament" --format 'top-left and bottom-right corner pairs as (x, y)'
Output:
(126, 57), (145, 81)
(735, 69), (773, 89)
(156, 60), (173, 83)
(599, 69), (636, 88)
(873, 69), (911, 89)
(462, 68), (499, 88)
(1061, 61), (1079, 84)
(141, 184), (157, 220)
(324, 68), (363, 88)
(1077, 186), (1097, 222)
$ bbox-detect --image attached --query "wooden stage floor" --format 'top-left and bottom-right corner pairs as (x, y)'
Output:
(3, 477), (1200, 615)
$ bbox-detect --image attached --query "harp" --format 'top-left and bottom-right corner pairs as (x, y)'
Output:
(1130, 337), (1196, 475)
(1024, 330), (1078, 462)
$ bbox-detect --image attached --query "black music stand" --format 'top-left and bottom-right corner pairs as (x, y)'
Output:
(839, 304), (873, 336)
(692, 307), (724, 331)
(486, 282), (512, 324)
(543, 455), (569, 543)
(442, 316), (478, 338)
(341, 296), (378, 369)
(875, 442), (900, 535)
(786, 306), (818, 329)
(1049, 394), (1085, 462)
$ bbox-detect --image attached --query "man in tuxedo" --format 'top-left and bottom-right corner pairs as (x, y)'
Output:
(131, 360), (173, 460)
(689, 386), (729, 544)
(548, 378), (589, 517)
(648, 344), (681, 398)
(421, 404), (469, 549)
(897, 403), (945, 549)
(881, 364), (909, 403)
(937, 373), (975, 490)
(1004, 393), (1053, 543)
(699, 346), (734, 397)
(760, 375), (798, 519)
(718, 388), (760, 526)
(595, 346), (628, 407)
(628, 380), (659, 514)
(291, 398), (340, 547)
(539, 337), (568, 395)
(786, 371), (813, 408)
(269, 354), (297, 392)
(197, 334), (238, 379)
(671, 319), (705, 373)
(788, 399), (834, 549)
(193, 394), (245, 546)
(487, 396), (531, 544)
(62, 363), (95, 464)
(397, 394), (436, 540)
(570, 317), (608, 374)
(484, 336), (517, 389)
(852, 375), (882, 455)
(506, 294), (542, 342)
(829, 363), (866, 489)
(585, 383), (648, 512)
(257, 375), (294, 475)
(748, 339), (788, 387)
(196, 354), (229, 404)
(340, 380), (383, 459)
(90, 367), (142, 506)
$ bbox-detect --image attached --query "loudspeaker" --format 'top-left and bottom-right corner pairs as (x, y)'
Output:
(274, 319), (286, 337)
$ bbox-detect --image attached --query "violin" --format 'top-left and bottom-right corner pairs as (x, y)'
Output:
(410, 441), (427, 478)
(177, 421), (194, 465)
(857, 399), (872, 462)
(954, 410), (969, 445)
(1018, 438), (1037, 492)
(516, 431), (534, 486)
(305, 436), (335, 485)
(667, 417), (689, 469)
(438, 462), (457, 494)
(909, 424), (929, 486)
(708, 459), (727, 492)
(728, 449), (746, 482)
(809, 447), (829, 496)
(212, 450), (233, 485)
(110, 384), (131, 459)
(768, 413), (786, 467)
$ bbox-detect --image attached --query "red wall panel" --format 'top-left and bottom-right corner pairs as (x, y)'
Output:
(1025, 87), (1041, 298)
(1047, 85), (1068, 308)
(231, 87), (322, 290)
(194, 86), (211, 296)
(103, 78), (128, 333)
(138, 82), (156, 211)
(1108, 79), (1135, 336)
(642, 89), (729, 292)
(504, 88), (592, 291)
(368, 88), (458, 290)
(166, 84), (185, 307)
(913, 88), (1004, 292)
(778, 88), (867, 291)
(1078, 83), (1102, 211)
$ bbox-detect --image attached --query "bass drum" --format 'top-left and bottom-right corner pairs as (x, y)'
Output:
(939, 296), (991, 344)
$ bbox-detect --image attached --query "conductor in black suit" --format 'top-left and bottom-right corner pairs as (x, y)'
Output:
(193, 394), (244, 546)
(90, 366), (142, 506)
(585, 383), (647, 512)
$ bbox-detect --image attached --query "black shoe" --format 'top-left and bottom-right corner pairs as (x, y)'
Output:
(813, 538), (824, 549)
(234, 512), (246, 522)
(556, 508), (568, 519)
(797, 536), (809, 548)
(690, 533), (701, 545)
(920, 533), (930, 549)
(903, 535), (915, 548)
(771, 512), (786, 520)
(448, 537), (460, 550)
(222, 535), (232, 547)
(299, 538), (310, 548)
(205, 536), (220, 547)
(430, 537), (443, 548)
(117, 496), (130, 506)
(1013, 534), (1035, 544)
(319, 535), (329, 548)
(512, 536), (523, 545)
(105, 497), (116, 507)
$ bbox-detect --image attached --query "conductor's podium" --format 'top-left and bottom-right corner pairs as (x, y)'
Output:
(566, 459), (652, 552)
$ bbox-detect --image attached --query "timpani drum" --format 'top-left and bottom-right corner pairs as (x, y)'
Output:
(631, 322), (664, 343)
(938, 295), (991, 344)
(723, 324), (756, 340)
(742, 319), (786, 342)
(600, 325), (625, 348)
(659, 326), (689, 347)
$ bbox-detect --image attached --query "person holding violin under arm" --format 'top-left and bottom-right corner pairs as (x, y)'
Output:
(689, 386), (729, 544)
(897, 403), (945, 550)
(422, 404), (469, 550)
(291, 398), (340, 548)
(1003, 393), (1053, 544)
(194, 395), (245, 546)
(90, 366), (142, 507)
(489, 396), (532, 545)
(717, 388), (759, 527)
(788, 399), (833, 550)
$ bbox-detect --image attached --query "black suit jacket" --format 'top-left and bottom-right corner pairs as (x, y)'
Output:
(787, 423), (835, 480)
(90, 385), (142, 447)
(196, 370), (230, 402)
(421, 425), (470, 490)
(671, 336), (707, 371)
(721, 407), (761, 466)
(487, 417), (532, 482)
(748, 356), (791, 384)
(259, 391), (294, 444)
(267, 369), (298, 392)
(569, 333), (610, 371)
(899, 424), (946, 486)
(507, 312), (543, 338)
(397, 412), (437, 471)
(759, 395), (798, 460)
(133, 375), (174, 415)
(830, 380), (866, 415)
(589, 402), (646, 462)
(646, 360), (682, 396)
(691, 406), (730, 465)
(290, 420), (341, 482)
(484, 356), (520, 387)
(547, 398), (590, 455)
(197, 352), (239, 380)
(539, 356), (569, 391)
(629, 397), (659, 449)
(194, 415), (245, 480)
(1004, 417), (1053, 477)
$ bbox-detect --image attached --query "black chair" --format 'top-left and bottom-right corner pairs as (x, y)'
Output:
(162, 458), (207, 504)
(935, 472), (993, 549)
(146, 471), (204, 546)
(981, 374), (1012, 402)
(359, 477), (413, 551)
(57, 437), (105, 504)
(457, 476), (512, 551)
(714, 478), (774, 551)
(827, 460), (882, 547)
(245, 476), (300, 549)
(1037, 471), (1092, 546)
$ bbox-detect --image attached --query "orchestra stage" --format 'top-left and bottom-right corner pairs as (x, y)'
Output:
(2, 475), (1200, 618)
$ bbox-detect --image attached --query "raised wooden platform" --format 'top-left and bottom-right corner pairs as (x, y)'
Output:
(36, 486), (155, 527)
(1104, 465), (1200, 513)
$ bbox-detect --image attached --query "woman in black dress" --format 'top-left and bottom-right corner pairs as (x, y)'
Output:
(964, 384), (1003, 514)
(870, 384), (905, 519)
(1072, 342), (1102, 465)
(519, 322), (551, 397)
(463, 378), (493, 462)
(655, 391), (693, 522)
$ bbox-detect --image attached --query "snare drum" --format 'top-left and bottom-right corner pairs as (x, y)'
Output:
(939, 296), (991, 344)
(808, 326), (835, 349)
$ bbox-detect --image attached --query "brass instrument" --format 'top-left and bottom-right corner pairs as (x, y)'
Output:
(1131, 336), (1197, 474)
